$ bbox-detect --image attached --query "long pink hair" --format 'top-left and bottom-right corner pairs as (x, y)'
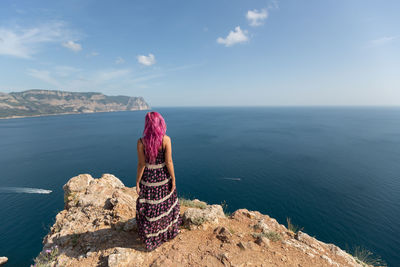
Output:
(142, 111), (167, 163)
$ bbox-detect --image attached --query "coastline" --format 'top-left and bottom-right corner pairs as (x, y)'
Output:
(0, 108), (150, 120)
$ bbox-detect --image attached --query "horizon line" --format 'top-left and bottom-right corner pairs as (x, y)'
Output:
(150, 105), (400, 108)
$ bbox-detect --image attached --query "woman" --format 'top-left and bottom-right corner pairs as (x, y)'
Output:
(135, 111), (183, 251)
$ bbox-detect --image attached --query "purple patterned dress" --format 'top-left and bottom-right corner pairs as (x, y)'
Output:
(136, 138), (183, 251)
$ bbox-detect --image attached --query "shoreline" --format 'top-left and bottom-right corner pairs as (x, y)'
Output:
(0, 108), (150, 120)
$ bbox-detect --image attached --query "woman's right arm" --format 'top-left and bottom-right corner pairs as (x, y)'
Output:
(164, 136), (176, 192)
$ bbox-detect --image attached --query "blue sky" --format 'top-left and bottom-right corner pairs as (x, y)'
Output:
(0, 0), (399, 106)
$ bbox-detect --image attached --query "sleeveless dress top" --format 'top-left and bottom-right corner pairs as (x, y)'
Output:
(135, 137), (183, 251)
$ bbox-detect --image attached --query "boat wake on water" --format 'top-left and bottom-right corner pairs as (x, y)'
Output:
(221, 177), (241, 181)
(0, 187), (52, 194)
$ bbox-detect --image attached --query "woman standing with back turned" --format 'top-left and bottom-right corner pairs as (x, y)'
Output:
(135, 111), (183, 251)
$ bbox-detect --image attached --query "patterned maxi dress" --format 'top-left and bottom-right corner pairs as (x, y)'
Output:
(136, 138), (183, 251)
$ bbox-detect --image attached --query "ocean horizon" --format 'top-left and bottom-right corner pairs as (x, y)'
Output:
(0, 106), (399, 266)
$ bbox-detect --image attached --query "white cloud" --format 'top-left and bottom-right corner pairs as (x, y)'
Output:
(137, 53), (156, 66)
(62, 40), (82, 52)
(369, 36), (397, 47)
(115, 56), (125, 64)
(0, 21), (78, 59)
(246, 9), (268, 26)
(217, 26), (249, 47)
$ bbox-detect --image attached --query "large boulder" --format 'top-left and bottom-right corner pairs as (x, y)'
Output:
(108, 247), (145, 267)
(109, 188), (137, 221)
(0, 257), (8, 266)
(63, 174), (94, 209)
(41, 173), (139, 260)
(63, 174), (127, 209)
(183, 204), (225, 228)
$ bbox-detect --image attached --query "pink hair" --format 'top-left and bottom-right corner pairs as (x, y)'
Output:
(142, 111), (167, 163)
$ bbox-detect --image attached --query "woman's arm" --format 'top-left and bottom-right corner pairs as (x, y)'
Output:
(136, 139), (146, 192)
(164, 136), (176, 191)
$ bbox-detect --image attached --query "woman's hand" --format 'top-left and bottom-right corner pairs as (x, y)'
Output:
(136, 183), (140, 195)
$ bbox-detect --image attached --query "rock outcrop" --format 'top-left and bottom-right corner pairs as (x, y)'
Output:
(33, 174), (370, 267)
(0, 89), (150, 119)
(0, 257), (8, 266)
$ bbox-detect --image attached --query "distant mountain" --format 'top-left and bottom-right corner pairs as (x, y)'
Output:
(0, 89), (150, 119)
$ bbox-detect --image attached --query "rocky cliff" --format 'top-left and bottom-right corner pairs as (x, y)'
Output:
(31, 174), (370, 267)
(0, 90), (150, 119)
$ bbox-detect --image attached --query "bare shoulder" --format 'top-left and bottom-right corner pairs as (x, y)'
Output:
(163, 135), (171, 146)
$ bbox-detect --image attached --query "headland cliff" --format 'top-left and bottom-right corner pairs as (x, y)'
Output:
(0, 90), (150, 119)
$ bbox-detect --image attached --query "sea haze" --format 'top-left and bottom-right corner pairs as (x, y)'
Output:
(0, 107), (399, 266)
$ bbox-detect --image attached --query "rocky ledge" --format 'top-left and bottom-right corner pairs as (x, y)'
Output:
(32, 174), (370, 267)
(0, 257), (8, 266)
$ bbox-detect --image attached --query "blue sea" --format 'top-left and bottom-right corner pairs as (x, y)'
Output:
(0, 107), (399, 266)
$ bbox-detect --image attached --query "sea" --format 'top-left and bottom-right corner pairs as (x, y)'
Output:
(0, 107), (399, 266)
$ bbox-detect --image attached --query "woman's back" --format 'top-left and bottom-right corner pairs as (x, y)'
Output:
(140, 136), (165, 164)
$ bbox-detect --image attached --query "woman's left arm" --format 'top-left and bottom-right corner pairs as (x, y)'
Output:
(136, 139), (146, 192)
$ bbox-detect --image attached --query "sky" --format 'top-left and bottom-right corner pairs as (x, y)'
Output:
(0, 0), (399, 107)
